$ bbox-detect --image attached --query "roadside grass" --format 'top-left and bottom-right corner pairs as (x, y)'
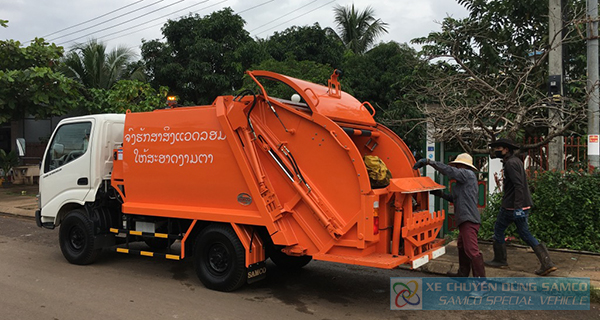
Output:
(4, 190), (37, 197)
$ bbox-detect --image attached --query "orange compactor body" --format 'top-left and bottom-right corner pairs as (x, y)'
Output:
(111, 70), (446, 271)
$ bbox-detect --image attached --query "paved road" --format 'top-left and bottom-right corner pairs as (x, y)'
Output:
(0, 214), (598, 320)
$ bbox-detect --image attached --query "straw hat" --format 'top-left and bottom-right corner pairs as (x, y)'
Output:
(449, 153), (477, 171)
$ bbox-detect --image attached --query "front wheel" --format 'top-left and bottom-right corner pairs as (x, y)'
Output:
(59, 209), (101, 265)
(193, 224), (247, 292)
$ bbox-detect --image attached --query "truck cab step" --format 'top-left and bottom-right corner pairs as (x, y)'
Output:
(109, 228), (182, 240)
(109, 247), (181, 260)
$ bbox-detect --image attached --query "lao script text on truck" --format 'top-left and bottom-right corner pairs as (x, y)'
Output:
(36, 70), (446, 291)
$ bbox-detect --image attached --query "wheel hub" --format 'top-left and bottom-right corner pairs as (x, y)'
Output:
(69, 227), (85, 251)
(208, 244), (229, 273)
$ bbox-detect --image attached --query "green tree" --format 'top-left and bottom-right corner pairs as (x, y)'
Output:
(412, 0), (588, 153)
(0, 37), (81, 123)
(330, 4), (389, 55)
(141, 8), (261, 105)
(84, 80), (168, 114)
(264, 24), (345, 68)
(61, 39), (140, 90)
(341, 41), (429, 152)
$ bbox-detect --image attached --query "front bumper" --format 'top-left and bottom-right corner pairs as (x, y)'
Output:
(35, 209), (55, 229)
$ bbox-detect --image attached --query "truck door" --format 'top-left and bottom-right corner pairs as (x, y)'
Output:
(40, 121), (94, 209)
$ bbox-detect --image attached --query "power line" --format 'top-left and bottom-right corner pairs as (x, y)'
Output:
(100, 0), (226, 46)
(237, 0), (276, 14)
(69, 0), (290, 49)
(249, 0), (319, 33)
(59, 0), (186, 46)
(123, 0), (228, 49)
(113, 0), (277, 50)
(101, 0), (213, 42)
(254, 0), (336, 36)
(48, 0), (167, 42)
(42, 0), (145, 39)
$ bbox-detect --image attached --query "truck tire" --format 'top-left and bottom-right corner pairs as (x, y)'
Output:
(193, 224), (247, 292)
(269, 247), (312, 270)
(59, 209), (101, 265)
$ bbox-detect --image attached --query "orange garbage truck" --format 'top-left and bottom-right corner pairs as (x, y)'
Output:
(36, 70), (446, 291)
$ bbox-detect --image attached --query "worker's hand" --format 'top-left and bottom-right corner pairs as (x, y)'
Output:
(430, 190), (443, 197)
(412, 158), (429, 170)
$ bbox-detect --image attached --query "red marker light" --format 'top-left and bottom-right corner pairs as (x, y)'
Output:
(373, 201), (380, 235)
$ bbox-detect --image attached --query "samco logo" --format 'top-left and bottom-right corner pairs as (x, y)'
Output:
(248, 267), (267, 279)
(237, 193), (253, 206)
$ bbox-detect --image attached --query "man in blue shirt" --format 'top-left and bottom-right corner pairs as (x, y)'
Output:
(414, 153), (485, 278)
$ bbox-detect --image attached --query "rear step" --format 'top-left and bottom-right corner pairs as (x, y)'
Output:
(109, 228), (183, 260)
(109, 228), (182, 240)
(312, 243), (446, 270)
(313, 252), (410, 269)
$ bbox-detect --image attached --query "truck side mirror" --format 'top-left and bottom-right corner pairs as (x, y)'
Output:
(16, 138), (26, 157)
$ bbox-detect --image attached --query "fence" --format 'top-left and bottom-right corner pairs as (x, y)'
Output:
(523, 136), (589, 174)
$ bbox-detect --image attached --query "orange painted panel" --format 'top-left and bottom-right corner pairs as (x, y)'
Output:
(249, 70), (377, 126)
(121, 106), (257, 215)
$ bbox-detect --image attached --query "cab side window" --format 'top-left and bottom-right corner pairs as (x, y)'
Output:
(45, 122), (92, 172)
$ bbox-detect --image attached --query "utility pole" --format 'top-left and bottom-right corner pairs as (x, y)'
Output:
(548, 0), (565, 171)
(588, 0), (600, 168)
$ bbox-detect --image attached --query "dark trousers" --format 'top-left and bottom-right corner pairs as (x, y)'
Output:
(493, 208), (540, 248)
(457, 221), (481, 259)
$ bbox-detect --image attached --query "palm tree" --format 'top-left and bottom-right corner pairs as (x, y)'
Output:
(331, 4), (389, 55)
(61, 39), (144, 89)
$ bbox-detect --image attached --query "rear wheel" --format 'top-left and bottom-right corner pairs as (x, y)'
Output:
(59, 209), (101, 265)
(193, 224), (247, 292)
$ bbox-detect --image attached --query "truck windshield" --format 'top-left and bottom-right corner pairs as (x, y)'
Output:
(44, 122), (92, 172)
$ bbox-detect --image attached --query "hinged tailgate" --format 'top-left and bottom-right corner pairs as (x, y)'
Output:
(388, 177), (445, 193)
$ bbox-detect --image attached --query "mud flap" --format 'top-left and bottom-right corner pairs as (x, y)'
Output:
(247, 261), (267, 284)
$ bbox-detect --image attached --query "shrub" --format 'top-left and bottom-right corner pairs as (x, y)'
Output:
(0, 149), (19, 181)
(529, 170), (600, 252)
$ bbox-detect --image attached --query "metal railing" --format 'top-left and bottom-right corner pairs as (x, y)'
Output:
(523, 136), (589, 174)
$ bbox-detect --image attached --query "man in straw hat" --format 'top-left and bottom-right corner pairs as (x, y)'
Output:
(413, 153), (485, 279)
(486, 138), (557, 276)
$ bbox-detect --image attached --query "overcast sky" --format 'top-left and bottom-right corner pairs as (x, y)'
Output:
(1, 0), (469, 56)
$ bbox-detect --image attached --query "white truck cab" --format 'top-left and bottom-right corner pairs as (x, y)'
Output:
(36, 114), (125, 229)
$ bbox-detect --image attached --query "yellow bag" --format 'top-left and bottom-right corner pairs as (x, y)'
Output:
(364, 155), (392, 188)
